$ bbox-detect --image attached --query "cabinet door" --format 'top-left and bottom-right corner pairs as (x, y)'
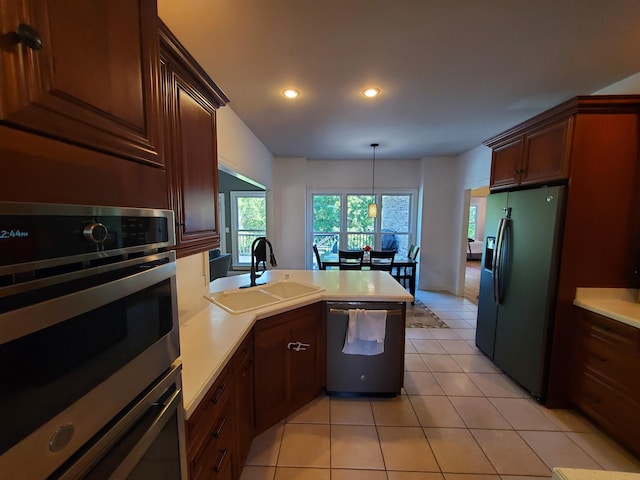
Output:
(520, 119), (571, 186)
(161, 22), (227, 257)
(171, 74), (220, 253)
(253, 318), (290, 433)
(288, 303), (325, 412)
(490, 138), (522, 189)
(253, 303), (324, 434)
(0, 0), (161, 166)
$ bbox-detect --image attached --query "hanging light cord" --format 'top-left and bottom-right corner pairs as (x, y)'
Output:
(371, 143), (378, 196)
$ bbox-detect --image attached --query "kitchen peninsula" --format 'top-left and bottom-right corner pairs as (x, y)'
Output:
(178, 269), (412, 479)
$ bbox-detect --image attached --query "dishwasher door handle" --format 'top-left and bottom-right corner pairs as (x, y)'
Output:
(287, 341), (310, 352)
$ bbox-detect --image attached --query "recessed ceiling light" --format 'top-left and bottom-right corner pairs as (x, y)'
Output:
(362, 87), (380, 98)
(282, 88), (300, 98)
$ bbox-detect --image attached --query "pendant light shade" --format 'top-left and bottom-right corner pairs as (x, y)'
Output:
(368, 143), (378, 218)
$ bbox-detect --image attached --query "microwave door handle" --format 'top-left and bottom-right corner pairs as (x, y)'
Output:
(0, 259), (176, 344)
(492, 218), (505, 304)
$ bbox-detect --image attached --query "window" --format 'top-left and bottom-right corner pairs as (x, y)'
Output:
(311, 191), (415, 269)
(231, 191), (266, 267)
(468, 204), (477, 240)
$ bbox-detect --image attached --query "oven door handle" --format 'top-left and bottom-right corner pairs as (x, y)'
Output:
(56, 364), (187, 480)
(1, 259), (176, 343)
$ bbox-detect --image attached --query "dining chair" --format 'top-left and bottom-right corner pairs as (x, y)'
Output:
(369, 250), (395, 272)
(312, 243), (325, 270)
(394, 245), (419, 288)
(338, 250), (364, 270)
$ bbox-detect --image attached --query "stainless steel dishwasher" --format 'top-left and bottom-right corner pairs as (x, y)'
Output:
(326, 301), (406, 396)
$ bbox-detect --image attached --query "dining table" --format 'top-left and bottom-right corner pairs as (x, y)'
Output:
(320, 252), (417, 301)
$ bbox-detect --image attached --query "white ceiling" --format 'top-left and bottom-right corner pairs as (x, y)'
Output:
(158, 0), (640, 160)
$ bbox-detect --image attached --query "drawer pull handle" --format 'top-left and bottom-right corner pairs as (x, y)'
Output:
(213, 416), (227, 438)
(214, 448), (228, 473)
(287, 341), (310, 352)
(212, 383), (226, 404)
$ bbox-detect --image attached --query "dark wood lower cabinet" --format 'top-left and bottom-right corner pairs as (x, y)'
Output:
(233, 334), (254, 476)
(186, 332), (256, 480)
(568, 308), (640, 456)
(187, 304), (326, 479)
(186, 364), (236, 480)
(253, 303), (326, 434)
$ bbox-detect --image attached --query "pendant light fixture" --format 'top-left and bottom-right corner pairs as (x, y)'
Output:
(368, 143), (379, 217)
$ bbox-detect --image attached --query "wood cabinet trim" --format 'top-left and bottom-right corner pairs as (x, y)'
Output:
(484, 95), (640, 148)
(159, 20), (229, 108)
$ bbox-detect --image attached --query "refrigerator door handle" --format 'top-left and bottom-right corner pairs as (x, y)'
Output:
(493, 217), (509, 304)
(491, 218), (504, 303)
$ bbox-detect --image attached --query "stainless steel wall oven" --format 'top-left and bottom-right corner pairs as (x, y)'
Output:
(0, 202), (187, 479)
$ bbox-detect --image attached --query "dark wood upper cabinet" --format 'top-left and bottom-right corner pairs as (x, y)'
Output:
(490, 138), (523, 188)
(0, 0), (162, 166)
(487, 118), (571, 190)
(160, 21), (229, 257)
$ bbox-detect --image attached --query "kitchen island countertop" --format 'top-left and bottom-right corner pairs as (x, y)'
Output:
(178, 269), (413, 418)
(573, 288), (640, 330)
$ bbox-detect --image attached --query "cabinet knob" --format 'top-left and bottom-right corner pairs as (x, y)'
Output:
(11, 23), (43, 51)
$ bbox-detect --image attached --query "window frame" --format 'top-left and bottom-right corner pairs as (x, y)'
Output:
(468, 204), (478, 241)
(230, 191), (266, 268)
(308, 188), (418, 269)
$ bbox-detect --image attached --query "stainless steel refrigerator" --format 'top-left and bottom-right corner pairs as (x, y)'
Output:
(475, 185), (565, 399)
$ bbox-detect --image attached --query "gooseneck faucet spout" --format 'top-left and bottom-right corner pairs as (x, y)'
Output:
(246, 237), (277, 288)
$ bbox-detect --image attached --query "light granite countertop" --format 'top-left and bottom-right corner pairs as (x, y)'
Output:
(178, 269), (413, 418)
(573, 288), (640, 330)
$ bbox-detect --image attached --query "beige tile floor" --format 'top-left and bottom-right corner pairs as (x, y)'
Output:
(240, 290), (640, 480)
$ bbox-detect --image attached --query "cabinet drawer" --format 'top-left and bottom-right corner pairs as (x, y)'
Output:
(232, 333), (253, 372)
(189, 400), (236, 480)
(570, 370), (640, 449)
(577, 310), (640, 349)
(576, 330), (640, 390)
(187, 365), (233, 460)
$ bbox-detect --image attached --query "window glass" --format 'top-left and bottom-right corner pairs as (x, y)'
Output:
(468, 204), (477, 240)
(312, 195), (340, 269)
(310, 192), (415, 268)
(231, 192), (266, 266)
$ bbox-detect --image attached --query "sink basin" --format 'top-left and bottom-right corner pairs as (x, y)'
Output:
(210, 289), (280, 314)
(208, 280), (324, 314)
(261, 281), (323, 299)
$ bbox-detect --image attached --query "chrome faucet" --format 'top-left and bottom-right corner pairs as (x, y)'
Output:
(245, 237), (277, 288)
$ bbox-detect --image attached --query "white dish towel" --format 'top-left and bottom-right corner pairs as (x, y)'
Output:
(342, 308), (387, 356)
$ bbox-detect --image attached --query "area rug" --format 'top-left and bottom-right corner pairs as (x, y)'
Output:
(406, 299), (449, 328)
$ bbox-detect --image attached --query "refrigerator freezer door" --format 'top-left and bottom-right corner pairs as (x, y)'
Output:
(493, 185), (565, 398)
(475, 192), (508, 359)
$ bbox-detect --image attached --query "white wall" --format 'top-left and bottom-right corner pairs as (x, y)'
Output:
(594, 72), (640, 94)
(217, 108), (273, 189)
(418, 156), (459, 291)
(471, 197), (487, 242)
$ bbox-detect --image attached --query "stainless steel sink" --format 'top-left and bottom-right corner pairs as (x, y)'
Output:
(208, 280), (324, 314)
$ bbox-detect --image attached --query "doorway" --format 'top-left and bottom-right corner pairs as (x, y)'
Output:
(463, 186), (489, 304)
